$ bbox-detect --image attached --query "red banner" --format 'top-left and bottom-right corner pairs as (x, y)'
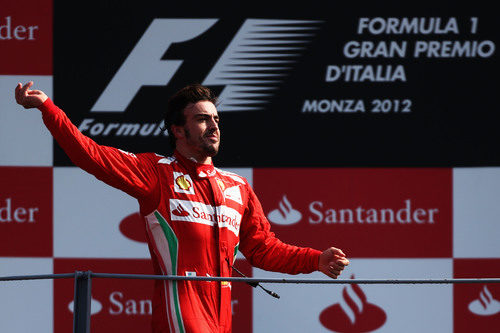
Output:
(254, 168), (452, 257)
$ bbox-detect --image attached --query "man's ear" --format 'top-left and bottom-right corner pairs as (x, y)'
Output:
(171, 125), (185, 140)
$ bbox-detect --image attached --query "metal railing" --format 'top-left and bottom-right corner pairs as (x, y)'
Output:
(1, 272), (500, 333)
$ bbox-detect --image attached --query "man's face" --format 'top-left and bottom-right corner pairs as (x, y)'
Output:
(180, 101), (220, 157)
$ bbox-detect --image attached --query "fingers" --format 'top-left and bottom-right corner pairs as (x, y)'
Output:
(14, 81), (47, 109)
(15, 81), (32, 103)
(327, 263), (344, 279)
(319, 246), (350, 279)
(321, 260), (348, 279)
(324, 271), (339, 279)
(328, 261), (346, 271)
(334, 257), (350, 266)
(329, 247), (346, 258)
(15, 83), (23, 102)
(20, 81), (33, 96)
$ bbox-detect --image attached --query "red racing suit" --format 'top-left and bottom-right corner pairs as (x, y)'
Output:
(39, 99), (321, 332)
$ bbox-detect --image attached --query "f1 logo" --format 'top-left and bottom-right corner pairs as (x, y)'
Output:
(91, 19), (320, 113)
(91, 19), (217, 112)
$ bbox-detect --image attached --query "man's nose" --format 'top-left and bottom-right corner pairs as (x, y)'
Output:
(208, 117), (219, 129)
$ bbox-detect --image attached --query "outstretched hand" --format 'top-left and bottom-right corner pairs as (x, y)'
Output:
(318, 247), (349, 279)
(15, 81), (48, 109)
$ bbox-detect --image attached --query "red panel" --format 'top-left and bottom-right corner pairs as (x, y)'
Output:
(0, 0), (52, 75)
(454, 259), (500, 333)
(254, 168), (452, 258)
(231, 258), (252, 333)
(0, 167), (52, 256)
(54, 258), (155, 333)
(54, 258), (253, 332)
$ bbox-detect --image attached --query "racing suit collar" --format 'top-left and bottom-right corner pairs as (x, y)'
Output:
(173, 150), (217, 179)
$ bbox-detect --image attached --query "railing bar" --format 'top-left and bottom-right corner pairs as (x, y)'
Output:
(1, 273), (500, 284)
(0, 273), (75, 281)
(90, 273), (500, 284)
(73, 271), (92, 333)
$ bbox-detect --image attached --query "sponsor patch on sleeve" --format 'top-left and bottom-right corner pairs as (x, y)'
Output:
(224, 186), (243, 205)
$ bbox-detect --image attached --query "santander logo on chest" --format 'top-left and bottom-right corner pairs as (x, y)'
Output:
(169, 199), (242, 236)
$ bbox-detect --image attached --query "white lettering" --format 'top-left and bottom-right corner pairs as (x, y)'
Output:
(231, 300), (239, 315)
(302, 99), (365, 113)
(414, 40), (495, 58)
(28, 25), (38, 40)
(308, 201), (323, 223)
(428, 208), (439, 223)
(396, 199), (411, 223)
(170, 199), (242, 236)
(78, 119), (167, 137)
(89, 123), (105, 136)
(0, 17), (39, 41)
(358, 17), (459, 35)
(125, 300), (137, 315)
(380, 208), (395, 223)
(116, 123), (140, 136)
(13, 207), (27, 222)
(307, 200), (438, 225)
(326, 65), (341, 81)
(78, 118), (94, 132)
(103, 123), (120, 136)
(13, 25), (26, 40)
(109, 291), (124, 315)
(325, 65), (406, 82)
(109, 291), (152, 315)
(28, 207), (39, 222)
(344, 41), (407, 58)
(413, 208), (426, 224)
(0, 198), (39, 223)
(140, 299), (152, 315)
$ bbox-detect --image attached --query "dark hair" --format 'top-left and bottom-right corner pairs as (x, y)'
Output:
(163, 84), (218, 148)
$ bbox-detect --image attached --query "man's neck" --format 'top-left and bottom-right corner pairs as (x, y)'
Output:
(175, 146), (212, 165)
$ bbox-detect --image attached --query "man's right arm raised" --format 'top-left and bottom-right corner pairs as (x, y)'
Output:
(14, 81), (158, 200)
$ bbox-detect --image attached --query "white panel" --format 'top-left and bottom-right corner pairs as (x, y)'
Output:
(0, 76), (53, 166)
(253, 259), (453, 333)
(453, 168), (500, 258)
(220, 167), (253, 187)
(224, 168), (252, 260)
(53, 167), (150, 258)
(0, 258), (53, 332)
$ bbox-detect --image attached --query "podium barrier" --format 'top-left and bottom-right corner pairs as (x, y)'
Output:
(1, 272), (500, 333)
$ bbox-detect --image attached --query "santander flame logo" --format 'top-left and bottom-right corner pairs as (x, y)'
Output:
(172, 204), (190, 217)
(468, 285), (500, 316)
(68, 296), (103, 316)
(320, 275), (386, 333)
(267, 195), (302, 225)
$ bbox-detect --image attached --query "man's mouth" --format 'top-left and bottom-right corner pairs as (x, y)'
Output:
(204, 134), (219, 143)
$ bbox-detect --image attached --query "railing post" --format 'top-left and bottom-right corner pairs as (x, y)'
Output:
(73, 270), (92, 333)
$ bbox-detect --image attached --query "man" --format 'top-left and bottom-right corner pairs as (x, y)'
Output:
(15, 82), (349, 333)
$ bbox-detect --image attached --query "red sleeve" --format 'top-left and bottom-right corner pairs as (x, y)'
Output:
(38, 98), (159, 201)
(238, 182), (321, 274)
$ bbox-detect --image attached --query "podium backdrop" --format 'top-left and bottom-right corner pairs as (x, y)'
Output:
(1, 1), (499, 332)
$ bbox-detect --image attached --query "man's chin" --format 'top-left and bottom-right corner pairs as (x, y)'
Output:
(202, 144), (219, 157)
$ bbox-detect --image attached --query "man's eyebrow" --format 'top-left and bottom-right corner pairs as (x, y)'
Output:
(194, 113), (218, 119)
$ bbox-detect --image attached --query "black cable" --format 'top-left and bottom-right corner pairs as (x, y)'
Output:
(226, 258), (280, 299)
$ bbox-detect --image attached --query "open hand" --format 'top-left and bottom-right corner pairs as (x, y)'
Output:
(15, 81), (48, 109)
(319, 247), (349, 279)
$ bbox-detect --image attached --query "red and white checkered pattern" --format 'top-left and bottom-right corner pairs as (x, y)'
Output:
(1, 2), (499, 331)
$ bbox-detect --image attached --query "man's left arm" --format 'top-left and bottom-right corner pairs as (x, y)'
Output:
(238, 184), (349, 279)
